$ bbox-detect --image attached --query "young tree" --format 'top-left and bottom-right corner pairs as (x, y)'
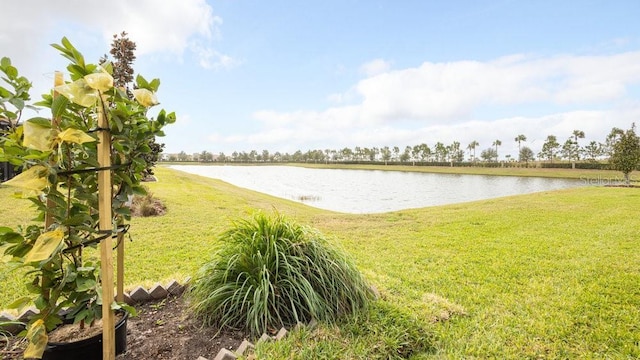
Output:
(418, 143), (431, 161)
(200, 150), (214, 162)
(449, 141), (464, 162)
(411, 145), (421, 162)
(604, 127), (624, 157)
(400, 146), (412, 162)
(381, 146), (392, 164)
(177, 151), (189, 161)
(538, 135), (560, 162)
(610, 124), (640, 185)
(561, 138), (577, 161)
(341, 147), (353, 161)
(583, 141), (603, 162)
(565, 129), (585, 164)
(392, 146), (400, 161)
(434, 142), (447, 162)
(480, 147), (498, 162)
(105, 32), (164, 177)
(519, 146), (535, 163)
(368, 147), (378, 161)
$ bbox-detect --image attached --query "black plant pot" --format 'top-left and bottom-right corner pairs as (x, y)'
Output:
(42, 312), (128, 360)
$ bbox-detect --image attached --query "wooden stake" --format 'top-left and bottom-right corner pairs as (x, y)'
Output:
(116, 231), (124, 302)
(97, 95), (115, 360)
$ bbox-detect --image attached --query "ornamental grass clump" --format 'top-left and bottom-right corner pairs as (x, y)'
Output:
(189, 212), (373, 335)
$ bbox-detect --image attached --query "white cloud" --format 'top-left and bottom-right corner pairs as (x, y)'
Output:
(211, 107), (638, 156)
(209, 51), (640, 154)
(359, 58), (392, 77)
(0, 0), (232, 70)
(353, 52), (640, 123)
(189, 41), (240, 70)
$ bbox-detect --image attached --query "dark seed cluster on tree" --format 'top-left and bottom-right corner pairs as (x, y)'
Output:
(110, 31), (137, 89)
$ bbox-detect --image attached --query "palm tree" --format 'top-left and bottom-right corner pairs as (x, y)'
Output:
(467, 140), (479, 162)
(492, 139), (502, 161)
(514, 134), (527, 157)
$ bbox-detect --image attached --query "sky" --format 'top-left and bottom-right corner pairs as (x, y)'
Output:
(2, 0), (640, 158)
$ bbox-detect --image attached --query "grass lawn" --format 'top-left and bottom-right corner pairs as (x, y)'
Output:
(2, 166), (640, 358)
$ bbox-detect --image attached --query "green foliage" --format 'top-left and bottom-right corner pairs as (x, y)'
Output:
(0, 57), (34, 125)
(0, 37), (174, 358)
(189, 211), (373, 336)
(141, 138), (165, 177)
(609, 124), (640, 184)
(480, 147), (497, 162)
(518, 146), (534, 163)
(538, 135), (560, 162)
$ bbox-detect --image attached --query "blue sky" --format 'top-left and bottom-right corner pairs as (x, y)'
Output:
(2, 0), (640, 158)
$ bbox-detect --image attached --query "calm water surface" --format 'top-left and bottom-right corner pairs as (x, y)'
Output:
(170, 165), (585, 214)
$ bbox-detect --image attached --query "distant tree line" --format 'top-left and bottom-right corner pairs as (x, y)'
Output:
(165, 127), (639, 173)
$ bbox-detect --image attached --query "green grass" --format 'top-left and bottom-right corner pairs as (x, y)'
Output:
(255, 300), (435, 359)
(2, 166), (640, 358)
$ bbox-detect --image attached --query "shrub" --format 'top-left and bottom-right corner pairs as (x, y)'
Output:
(130, 189), (166, 217)
(188, 212), (373, 335)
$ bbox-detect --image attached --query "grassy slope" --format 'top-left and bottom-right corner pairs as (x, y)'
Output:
(2, 166), (640, 358)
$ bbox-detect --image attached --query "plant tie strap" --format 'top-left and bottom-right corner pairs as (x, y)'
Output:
(62, 224), (130, 253)
(87, 127), (111, 133)
(56, 162), (132, 176)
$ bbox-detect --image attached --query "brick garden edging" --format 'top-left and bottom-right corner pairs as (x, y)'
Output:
(0, 279), (189, 335)
(0, 279), (308, 360)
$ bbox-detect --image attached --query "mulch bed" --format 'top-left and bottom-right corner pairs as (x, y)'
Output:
(1, 295), (249, 360)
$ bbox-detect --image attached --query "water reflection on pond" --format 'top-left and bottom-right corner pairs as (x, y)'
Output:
(170, 165), (586, 214)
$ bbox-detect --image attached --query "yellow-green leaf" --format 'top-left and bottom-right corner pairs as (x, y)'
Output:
(55, 79), (98, 107)
(84, 72), (113, 92)
(23, 120), (53, 151)
(132, 88), (159, 107)
(24, 228), (64, 263)
(2, 165), (49, 192)
(24, 319), (48, 359)
(57, 128), (96, 145)
(7, 296), (32, 310)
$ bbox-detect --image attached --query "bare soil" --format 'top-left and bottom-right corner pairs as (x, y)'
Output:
(0, 295), (249, 360)
(48, 313), (125, 343)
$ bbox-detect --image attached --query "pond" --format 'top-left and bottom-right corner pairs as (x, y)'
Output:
(170, 165), (586, 214)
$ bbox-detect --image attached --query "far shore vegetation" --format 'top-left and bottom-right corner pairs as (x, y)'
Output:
(167, 160), (638, 182)
(162, 125), (640, 185)
(2, 166), (640, 358)
(164, 128), (627, 166)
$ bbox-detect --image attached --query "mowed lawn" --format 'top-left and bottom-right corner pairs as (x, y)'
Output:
(2, 166), (640, 358)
